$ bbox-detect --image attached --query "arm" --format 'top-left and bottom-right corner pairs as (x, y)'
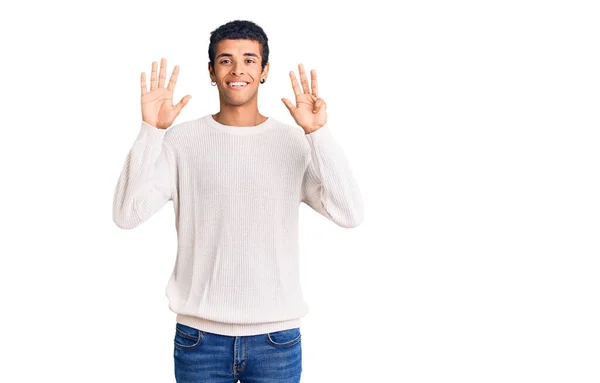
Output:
(113, 58), (190, 229)
(301, 125), (364, 228)
(283, 63), (364, 228)
(112, 121), (175, 229)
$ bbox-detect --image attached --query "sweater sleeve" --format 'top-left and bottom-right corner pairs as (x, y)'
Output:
(112, 121), (175, 229)
(301, 124), (364, 228)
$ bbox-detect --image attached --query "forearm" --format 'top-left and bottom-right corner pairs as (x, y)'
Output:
(303, 125), (364, 228)
(112, 121), (174, 229)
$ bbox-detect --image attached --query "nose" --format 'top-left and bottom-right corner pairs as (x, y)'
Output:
(231, 62), (244, 76)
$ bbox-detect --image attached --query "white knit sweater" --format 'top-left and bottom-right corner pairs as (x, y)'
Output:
(112, 114), (364, 336)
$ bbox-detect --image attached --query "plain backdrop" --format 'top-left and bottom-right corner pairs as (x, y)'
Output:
(1, 0), (599, 382)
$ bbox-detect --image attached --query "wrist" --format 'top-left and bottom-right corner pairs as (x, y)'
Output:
(302, 124), (325, 134)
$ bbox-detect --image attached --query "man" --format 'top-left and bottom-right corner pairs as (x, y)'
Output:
(112, 20), (363, 382)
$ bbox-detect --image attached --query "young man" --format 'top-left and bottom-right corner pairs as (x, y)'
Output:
(112, 20), (363, 382)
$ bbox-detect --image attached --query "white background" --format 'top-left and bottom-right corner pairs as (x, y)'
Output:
(1, 0), (599, 382)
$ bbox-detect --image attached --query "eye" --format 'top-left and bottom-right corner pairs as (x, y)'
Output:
(220, 59), (230, 64)
(246, 59), (255, 64)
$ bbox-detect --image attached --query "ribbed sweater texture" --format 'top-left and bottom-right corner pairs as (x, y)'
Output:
(112, 114), (364, 335)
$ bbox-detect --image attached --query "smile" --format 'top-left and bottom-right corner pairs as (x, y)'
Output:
(227, 81), (248, 89)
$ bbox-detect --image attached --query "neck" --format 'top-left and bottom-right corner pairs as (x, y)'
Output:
(213, 102), (267, 127)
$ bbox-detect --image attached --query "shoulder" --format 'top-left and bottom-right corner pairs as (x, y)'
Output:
(165, 116), (205, 134)
(162, 115), (207, 144)
(267, 117), (312, 155)
(268, 117), (306, 139)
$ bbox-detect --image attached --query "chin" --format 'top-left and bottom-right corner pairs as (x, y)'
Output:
(224, 94), (257, 107)
(224, 98), (249, 107)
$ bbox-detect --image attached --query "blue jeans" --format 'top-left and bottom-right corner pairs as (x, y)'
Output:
(173, 322), (303, 383)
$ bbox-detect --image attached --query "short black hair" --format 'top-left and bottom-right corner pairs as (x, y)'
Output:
(208, 20), (269, 71)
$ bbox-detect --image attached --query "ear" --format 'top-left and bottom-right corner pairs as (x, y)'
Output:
(208, 61), (215, 81)
(261, 62), (270, 81)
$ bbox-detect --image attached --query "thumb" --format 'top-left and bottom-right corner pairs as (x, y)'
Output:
(174, 95), (191, 114)
(314, 98), (326, 113)
(281, 98), (296, 114)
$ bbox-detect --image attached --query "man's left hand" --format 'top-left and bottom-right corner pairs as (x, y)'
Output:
(282, 63), (327, 134)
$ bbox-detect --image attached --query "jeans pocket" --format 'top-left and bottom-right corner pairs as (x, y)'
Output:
(174, 323), (204, 350)
(266, 327), (301, 348)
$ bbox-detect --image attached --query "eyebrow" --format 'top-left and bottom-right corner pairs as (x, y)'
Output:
(216, 52), (260, 59)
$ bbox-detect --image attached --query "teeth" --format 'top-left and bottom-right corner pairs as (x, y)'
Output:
(229, 82), (247, 86)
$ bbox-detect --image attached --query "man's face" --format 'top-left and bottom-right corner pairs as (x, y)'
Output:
(209, 39), (269, 107)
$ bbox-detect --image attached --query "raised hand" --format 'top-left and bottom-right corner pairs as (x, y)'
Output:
(141, 58), (191, 130)
(282, 64), (327, 134)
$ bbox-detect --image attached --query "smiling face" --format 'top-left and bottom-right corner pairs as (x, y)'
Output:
(209, 39), (269, 107)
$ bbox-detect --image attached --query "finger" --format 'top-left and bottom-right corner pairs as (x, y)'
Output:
(298, 63), (310, 94)
(314, 98), (326, 113)
(174, 95), (192, 114)
(289, 71), (302, 97)
(141, 72), (147, 96)
(150, 61), (158, 90)
(281, 98), (296, 113)
(310, 69), (318, 98)
(158, 58), (167, 88)
(168, 65), (180, 92)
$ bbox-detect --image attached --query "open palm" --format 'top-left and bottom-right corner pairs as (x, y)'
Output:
(141, 58), (191, 129)
(282, 64), (327, 133)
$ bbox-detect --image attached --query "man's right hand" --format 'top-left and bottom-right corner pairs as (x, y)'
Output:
(141, 58), (191, 130)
